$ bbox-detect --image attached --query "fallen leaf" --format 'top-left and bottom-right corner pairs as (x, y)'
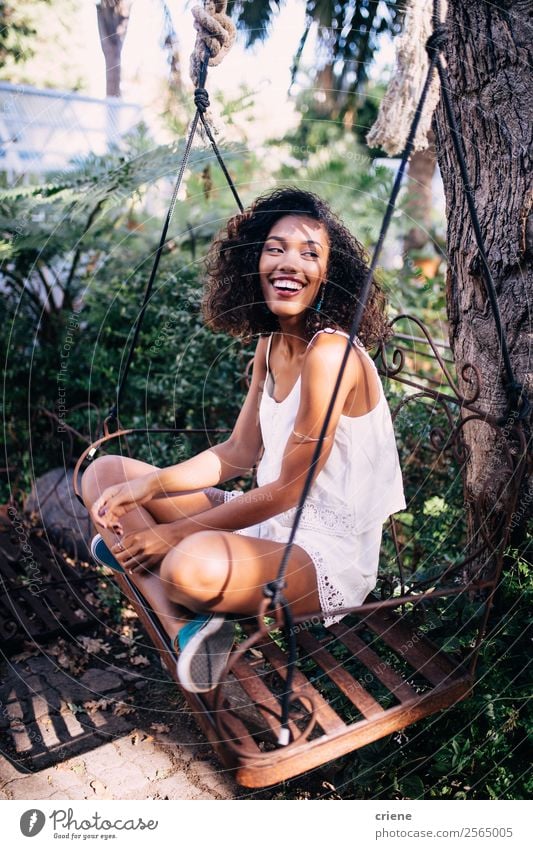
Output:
(79, 637), (111, 655)
(129, 654), (150, 667)
(150, 723), (171, 734)
(70, 762), (85, 775)
(113, 702), (136, 717)
(130, 732), (153, 746)
(11, 650), (34, 662)
(84, 699), (111, 714)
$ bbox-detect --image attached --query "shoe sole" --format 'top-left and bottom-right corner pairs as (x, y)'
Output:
(177, 616), (235, 694)
(90, 534), (124, 573)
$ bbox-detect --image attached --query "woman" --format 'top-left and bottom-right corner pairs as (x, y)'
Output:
(83, 187), (406, 694)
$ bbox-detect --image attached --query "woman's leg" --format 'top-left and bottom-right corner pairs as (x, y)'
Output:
(160, 530), (321, 624)
(81, 454), (224, 525)
(81, 454), (228, 642)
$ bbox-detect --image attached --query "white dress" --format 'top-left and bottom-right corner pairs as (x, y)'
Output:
(224, 327), (406, 626)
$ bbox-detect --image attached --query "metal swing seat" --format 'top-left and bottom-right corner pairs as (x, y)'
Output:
(74, 320), (527, 788)
(72, 2), (530, 789)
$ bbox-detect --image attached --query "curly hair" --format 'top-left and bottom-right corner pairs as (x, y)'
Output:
(202, 186), (390, 348)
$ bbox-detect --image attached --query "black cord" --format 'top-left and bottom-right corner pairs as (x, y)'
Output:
(265, 1), (445, 612)
(264, 0), (449, 744)
(107, 55), (244, 424)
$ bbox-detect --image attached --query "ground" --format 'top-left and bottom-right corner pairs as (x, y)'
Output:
(0, 641), (241, 800)
(0, 525), (329, 801)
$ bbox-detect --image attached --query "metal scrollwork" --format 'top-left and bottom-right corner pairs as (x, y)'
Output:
(379, 314), (482, 406)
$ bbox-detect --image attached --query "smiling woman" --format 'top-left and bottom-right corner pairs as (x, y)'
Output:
(203, 186), (389, 346)
(81, 186), (405, 695)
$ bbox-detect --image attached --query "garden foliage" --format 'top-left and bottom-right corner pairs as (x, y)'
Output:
(1, 117), (529, 801)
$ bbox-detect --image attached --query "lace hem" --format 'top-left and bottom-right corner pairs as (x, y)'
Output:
(223, 490), (245, 503)
(302, 543), (348, 627)
(262, 534), (348, 628)
(277, 498), (355, 537)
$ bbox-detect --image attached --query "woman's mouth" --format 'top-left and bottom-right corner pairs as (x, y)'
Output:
(270, 277), (305, 298)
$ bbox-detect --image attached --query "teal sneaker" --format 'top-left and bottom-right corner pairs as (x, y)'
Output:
(90, 534), (125, 573)
(177, 613), (235, 693)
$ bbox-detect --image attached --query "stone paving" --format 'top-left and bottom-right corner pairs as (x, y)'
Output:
(0, 650), (239, 800)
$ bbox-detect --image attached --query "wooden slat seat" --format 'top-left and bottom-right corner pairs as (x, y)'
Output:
(329, 621), (419, 703)
(115, 569), (473, 787)
(296, 629), (385, 718)
(362, 608), (466, 686)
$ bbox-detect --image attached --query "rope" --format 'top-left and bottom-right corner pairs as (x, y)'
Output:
(190, 1), (236, 134)
(367, 0), (448, 155)
(260, 592), (297, 746)
(107, 4), (242, 423)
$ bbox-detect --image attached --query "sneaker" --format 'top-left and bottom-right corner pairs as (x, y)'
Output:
(176, 613), (235, 693)
(90, 534), (125, 573)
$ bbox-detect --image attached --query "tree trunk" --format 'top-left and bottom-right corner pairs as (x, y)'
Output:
(96, 0), (132, 98)
(314, 64), (337, 117)
(434, 0), (532, 545)
(404, 131), (437, 252)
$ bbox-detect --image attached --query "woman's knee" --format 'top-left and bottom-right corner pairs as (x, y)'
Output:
(81, 455), (126, 507)
(160, 532), (229, 606)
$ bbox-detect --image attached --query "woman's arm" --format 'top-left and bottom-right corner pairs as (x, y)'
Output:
(173, 333), (366, 536)
(154, 336), (268, 492)
(91, 338), (268, 528)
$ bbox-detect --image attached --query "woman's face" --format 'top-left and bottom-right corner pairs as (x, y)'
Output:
(258, 214), (330, 323)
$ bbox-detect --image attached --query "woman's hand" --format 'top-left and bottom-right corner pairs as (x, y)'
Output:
(111, 523), (184, 574)
(91, 474), (156, 533)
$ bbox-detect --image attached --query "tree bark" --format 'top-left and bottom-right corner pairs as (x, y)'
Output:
(96, 0), (132, 98)
(434, 0), (532, 543)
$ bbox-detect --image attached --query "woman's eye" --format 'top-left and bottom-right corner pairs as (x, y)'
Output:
(303, 251), (318, 258)
(265, 246), (282, 253)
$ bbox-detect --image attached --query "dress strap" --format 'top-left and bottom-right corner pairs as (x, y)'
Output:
(265, 334), (274, 374)
(307, 327), (361, 349)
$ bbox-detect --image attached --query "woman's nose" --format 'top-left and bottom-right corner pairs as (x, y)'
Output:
(278, 248), (299, 270)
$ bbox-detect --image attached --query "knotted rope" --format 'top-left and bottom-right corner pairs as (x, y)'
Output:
(189, 1), (236, 134)
(367, 0), (448, 155)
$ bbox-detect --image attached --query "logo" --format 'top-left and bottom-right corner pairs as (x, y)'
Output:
(20, 810), (46, 837)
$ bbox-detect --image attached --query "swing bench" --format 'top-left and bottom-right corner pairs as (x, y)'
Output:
(73, 1), (530, 788)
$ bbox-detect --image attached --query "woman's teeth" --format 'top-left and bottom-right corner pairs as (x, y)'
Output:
(272, 279), (304, 291)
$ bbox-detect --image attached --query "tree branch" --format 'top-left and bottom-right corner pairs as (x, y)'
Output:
(64, 200), (105, 297)
(2, 271), (43, 317)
